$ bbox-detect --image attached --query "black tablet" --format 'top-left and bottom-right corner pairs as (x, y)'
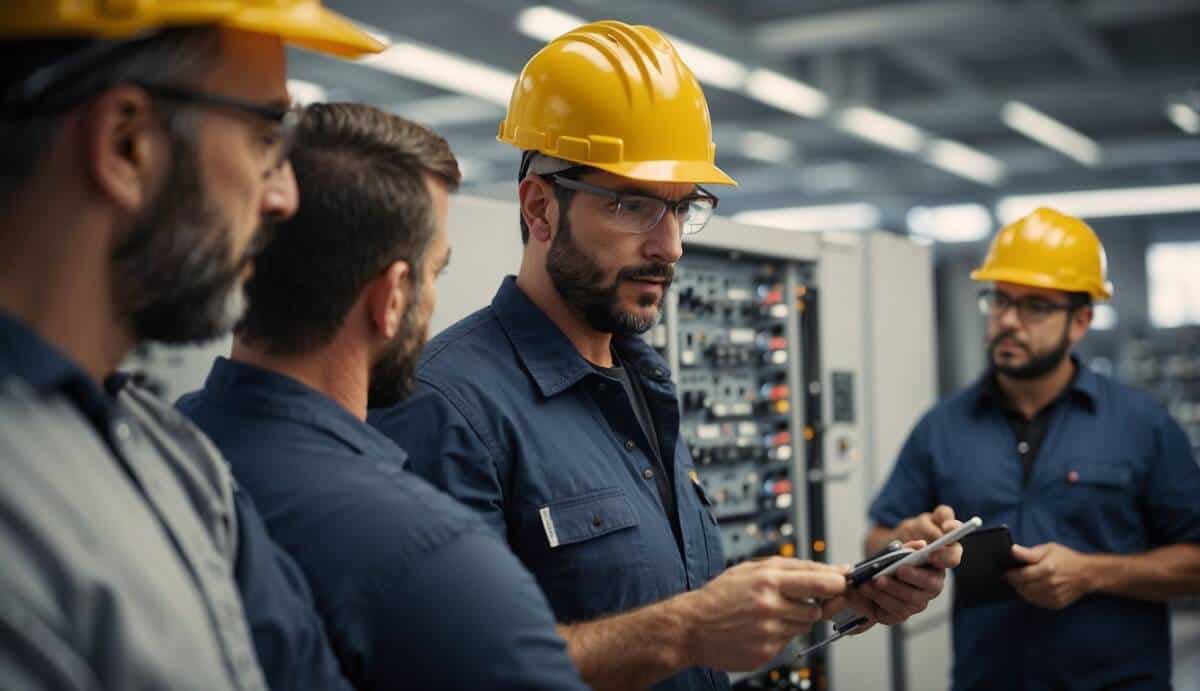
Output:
(953, 524), (1023, 608)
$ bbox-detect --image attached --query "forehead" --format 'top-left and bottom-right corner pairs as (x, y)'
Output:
(994, 281), (1069, 301)
(199, 28), (288, 103)
(576, 169), (698, 200)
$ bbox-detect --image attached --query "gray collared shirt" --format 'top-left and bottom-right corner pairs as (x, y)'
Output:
(0, 375), (267, 691)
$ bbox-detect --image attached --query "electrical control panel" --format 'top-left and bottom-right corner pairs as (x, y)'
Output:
(653, 247), (828, 691)
(668, 254), (804, 567)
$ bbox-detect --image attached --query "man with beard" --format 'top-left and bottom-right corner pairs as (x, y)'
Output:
(0, 3), (384, 689)
(866, 207), (1200, 690)
(177, 103), (589, 691)
(370, 21), (958, 691)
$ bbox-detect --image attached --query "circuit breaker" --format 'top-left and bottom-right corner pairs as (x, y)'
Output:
(653, 248), (828, 691)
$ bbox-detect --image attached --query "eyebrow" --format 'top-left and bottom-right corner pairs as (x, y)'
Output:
(609, 185), (704, 201)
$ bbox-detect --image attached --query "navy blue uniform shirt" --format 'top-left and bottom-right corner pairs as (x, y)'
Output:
(1, 310), (348, 691)
(179, 357), (587, 691)
(370, 276), (730, 691)
(870, 359), (1200, 691)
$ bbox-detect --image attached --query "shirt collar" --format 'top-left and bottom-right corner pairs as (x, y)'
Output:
(973, 354), (1097, 416)
(490, 276), (674, 398)
(202, 356), (407, 464)
(0, 308), (113, 425)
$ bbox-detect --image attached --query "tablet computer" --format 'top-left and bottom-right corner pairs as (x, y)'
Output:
(953, 524), (1023, 608)
(873, 516), (983, 580)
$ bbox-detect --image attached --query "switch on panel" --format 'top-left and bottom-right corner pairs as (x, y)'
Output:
(831, 371), (854, 423)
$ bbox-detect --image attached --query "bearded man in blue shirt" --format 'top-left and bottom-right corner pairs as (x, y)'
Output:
(867, 208), (1200, 690)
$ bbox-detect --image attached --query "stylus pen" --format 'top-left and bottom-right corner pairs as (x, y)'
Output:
(794, 627), (851, 658)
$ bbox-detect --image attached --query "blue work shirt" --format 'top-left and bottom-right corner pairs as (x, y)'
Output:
(870, 360), (1200, 691)
(178, 357), (587, 691)
(369, 276), (730, 691)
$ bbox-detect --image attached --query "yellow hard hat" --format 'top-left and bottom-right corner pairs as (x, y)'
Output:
(498, 20), (736, 186)
(971, 207), (1113, 300)
(0, 0), (385, 58)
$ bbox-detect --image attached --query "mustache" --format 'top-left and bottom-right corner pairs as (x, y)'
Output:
(618, 263), (675, 284)
(989, 329), (1028, 352)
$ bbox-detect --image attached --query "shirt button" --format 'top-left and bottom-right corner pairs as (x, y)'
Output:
(653, 367), (664, 377)
(1067, 470), (1079, 483)
(113, 420), (133, 442)
(592, 514), (603, 528)
(1017, 441), (1030, 454)
(597, 382), (608, 392)
(625, 439), (637, 451)
(643, 468), (655, 480)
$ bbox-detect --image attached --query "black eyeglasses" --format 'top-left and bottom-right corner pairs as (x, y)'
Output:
(978, 289), (1076, 324)
(135, 83), (301, 175)
(550, 175), (719, 235)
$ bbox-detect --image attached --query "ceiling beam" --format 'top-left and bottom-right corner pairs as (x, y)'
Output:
(1026, 0), (1121, 78)
(754, 1), (1011, 57)
(1082, 0), (1200, 25)
(752, 0), (1200, 58)
(886, 45), (984, 95)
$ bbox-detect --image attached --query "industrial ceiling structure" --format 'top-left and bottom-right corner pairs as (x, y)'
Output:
(294, 0), (1200, 242)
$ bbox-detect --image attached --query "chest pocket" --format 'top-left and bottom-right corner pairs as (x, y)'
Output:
(1059, 462), (1139, 549)
(541, 487), (638, 547)
(532, 487), (648, 620)
(689, 473), (726, 580)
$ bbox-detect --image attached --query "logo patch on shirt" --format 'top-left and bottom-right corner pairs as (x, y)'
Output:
(539, 505), (560, 548)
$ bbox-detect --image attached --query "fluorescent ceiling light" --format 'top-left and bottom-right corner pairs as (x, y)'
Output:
(834, 106), (926, 154)
(733, 203), (880, 233)
(1166, 103), (1200, 135)
(663, 33), (748, 90)
(1002, 101), (1101, 167)
(515, 6), (583, 42)
(737, 130), (794, 163)
(997, 183), (1200, 222)
(286, 79), (327, 105)
(362, 42), (516, 106)
(925, 138), (1006, 186)
(744, 68), (828, 119)
(906, 203), (993, 243)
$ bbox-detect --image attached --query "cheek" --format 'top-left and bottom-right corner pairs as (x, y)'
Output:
(199, 126), (263, 251)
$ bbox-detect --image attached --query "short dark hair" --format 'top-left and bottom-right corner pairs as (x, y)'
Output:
(518, 165), (584, 244)
(237, 103), (461, 356)
(0, 28), (219, 212)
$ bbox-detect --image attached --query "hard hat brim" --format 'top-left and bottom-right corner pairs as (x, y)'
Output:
(970, 266), (1113, 301)
(225, 5), (385, 58)
(586, 158), (738, 187)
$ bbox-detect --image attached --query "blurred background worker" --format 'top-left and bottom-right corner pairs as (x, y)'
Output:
(0, 1), (382, 689)
(179, 103), (589, 691)
(372, 21), (960, 691)
(868, 208), (1200, 690)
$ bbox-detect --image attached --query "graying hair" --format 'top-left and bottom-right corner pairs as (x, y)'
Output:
(0, 27), (220, 211)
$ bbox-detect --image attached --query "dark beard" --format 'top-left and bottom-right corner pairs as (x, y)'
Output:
(987, 320), (1072, 380)
(111, 133), (271, 345)
(545, 214), (673, 335)
(367, 284), (426, 409)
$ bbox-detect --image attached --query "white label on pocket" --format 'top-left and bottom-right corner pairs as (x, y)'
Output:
(539, 506), (560, 548)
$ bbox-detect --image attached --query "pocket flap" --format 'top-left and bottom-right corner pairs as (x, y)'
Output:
(540, 488), (639, 548)
(1067, 464), (1131, 489)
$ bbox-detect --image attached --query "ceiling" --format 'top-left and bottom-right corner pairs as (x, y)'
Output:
(293, 0), (1200, 234)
